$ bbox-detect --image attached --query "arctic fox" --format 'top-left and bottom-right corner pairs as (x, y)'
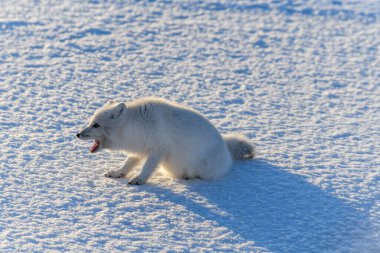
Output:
(77, 98), (255, 185)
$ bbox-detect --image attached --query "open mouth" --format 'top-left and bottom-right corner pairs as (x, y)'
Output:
(90, 140), (100, 153)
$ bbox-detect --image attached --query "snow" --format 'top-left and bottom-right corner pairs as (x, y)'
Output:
(0, 0), (379, 252)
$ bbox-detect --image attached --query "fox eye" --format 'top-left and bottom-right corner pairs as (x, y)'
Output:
(93, 123), (100, 128)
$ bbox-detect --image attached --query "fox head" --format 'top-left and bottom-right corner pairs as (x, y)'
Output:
(76, 101), (127, 153)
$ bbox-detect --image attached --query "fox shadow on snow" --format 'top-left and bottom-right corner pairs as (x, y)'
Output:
(146, 159), (367, 252)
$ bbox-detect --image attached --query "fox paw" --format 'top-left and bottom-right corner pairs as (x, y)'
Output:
(128, 177), (145, 185)
(104, 170), (125, 178)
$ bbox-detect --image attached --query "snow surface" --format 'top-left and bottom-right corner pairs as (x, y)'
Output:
(0, 0), (379, 252)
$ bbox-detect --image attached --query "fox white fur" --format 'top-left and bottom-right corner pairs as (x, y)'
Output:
(77, 98), (255, 185)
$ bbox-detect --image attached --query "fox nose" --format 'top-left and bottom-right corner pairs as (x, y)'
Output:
(76, 133), (80, 138)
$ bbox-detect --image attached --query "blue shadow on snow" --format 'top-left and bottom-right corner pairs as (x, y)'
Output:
(148, 159), (367, 252)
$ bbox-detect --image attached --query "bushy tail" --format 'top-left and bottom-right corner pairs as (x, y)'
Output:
(223, 134), (256, 160)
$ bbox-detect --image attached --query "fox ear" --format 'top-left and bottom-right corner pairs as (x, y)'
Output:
(110, 103), (127, 119)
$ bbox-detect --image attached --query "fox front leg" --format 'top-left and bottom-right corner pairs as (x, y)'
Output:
(128, 153), (162, 185)
(104, 156), (141, 178)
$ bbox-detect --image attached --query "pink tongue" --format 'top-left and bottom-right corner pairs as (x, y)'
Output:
(90, 140), (99, 153)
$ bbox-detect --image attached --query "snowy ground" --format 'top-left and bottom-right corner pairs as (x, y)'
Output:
(0, 0), (379, 252)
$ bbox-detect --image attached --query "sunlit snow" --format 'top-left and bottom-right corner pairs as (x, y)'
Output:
(0, 0), (379, 252)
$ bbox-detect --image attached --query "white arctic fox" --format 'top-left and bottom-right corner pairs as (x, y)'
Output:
(77, 98), (255, 185)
